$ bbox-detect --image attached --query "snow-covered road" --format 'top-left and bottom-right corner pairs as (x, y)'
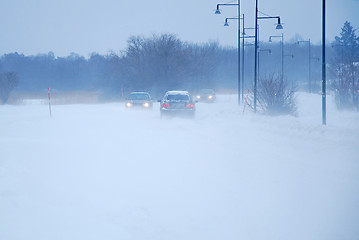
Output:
(1, 93), (358, 240)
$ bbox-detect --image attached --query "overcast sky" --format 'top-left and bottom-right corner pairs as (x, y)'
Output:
(0, 0), (358, 57)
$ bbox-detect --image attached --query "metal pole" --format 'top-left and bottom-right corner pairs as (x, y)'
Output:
(237, 0), (241, 105)
(257, 51), (260, 80)
(309, 39), (312, 92)
(322, 0), (326, 125)
(258, 51), (260, 80)
(258, 50), (270, 81)
(254, 0), (258, 112)
(241, 14), (245, 103)
(281, 33), (284, 78)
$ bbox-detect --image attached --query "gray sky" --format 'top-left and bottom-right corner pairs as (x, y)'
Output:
(0, 0), (358, 57)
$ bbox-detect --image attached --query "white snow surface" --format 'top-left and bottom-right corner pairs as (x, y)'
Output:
(1, 92), (359, 240)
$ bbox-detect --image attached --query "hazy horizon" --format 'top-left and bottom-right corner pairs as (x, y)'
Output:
(0, 0), (358, 57)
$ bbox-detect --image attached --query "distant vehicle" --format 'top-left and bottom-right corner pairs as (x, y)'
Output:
(196, 89), (216, 103)
(125, 92), (153, 109)
(159, 91), (196, 118)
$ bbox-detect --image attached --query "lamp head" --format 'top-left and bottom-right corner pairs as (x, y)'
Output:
(224, 21), (229, 27)
(276, 17), (283, 30)
(214, 5), (221, 14)
(269, 37), (272, 42)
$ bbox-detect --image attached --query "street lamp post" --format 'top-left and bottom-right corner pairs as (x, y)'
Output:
(241, 25), (256, 102)
(225, 16), (252, 103)
(254, 0), (283, 112)
(225, 19), (256, 104)
(269, 33), (284, 77)
(258, 49), (271, 80)
(283, 53), (295, 86)
(242, 14), (245, 102)
(297, 39), (312, 92)
(215, 1), (241, 105)
(322, 0), (326, 125)
(269, 34), (294, 83)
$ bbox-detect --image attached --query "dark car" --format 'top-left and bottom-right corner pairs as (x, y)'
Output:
(159, 91), (196, 118)
(195, 89), (216, 103)
(125, 92), (153, 109)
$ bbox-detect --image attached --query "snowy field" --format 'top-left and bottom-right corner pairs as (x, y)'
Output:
(1, 92), (359, 240)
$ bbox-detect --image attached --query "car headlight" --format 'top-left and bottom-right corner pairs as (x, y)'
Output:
(143, 102), (150, 108)
(126, 102), (132, 107)
(208, 95), (213, 99)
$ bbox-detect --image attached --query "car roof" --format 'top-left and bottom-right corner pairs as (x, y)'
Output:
(130, 92), (150, 95)
(165, 90), (190, 95)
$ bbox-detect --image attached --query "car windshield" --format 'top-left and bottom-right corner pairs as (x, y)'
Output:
(166, 94), (190, 101)
(128, 93), (150, 100)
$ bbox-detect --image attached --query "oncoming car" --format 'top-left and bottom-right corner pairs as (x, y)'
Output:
(159, 91), (196, 118)
(196, 89), (216, 103)
(125, 92), (153, 109)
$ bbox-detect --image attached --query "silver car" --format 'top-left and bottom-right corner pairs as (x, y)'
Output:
(159, 91), (196, 118)
(125, 92), (153, 109)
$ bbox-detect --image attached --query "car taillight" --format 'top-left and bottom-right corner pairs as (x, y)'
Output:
(186, 104), (194, 108)
(162, 103), (170, 108)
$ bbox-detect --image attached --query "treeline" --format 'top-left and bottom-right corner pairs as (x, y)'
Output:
(330, 21), (359, 110)
(0, 33), (326, 98)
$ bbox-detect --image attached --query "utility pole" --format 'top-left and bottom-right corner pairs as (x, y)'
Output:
(254, 0), (258, 112)
(322, 0), (326, 125)
(237, 0), (241, 105)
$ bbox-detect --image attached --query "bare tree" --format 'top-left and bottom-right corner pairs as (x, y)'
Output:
(110, 34), (220, 97)
(120, 34), (192, 95)
(0, 72), (19, 104)
(248, 74), (296, 115)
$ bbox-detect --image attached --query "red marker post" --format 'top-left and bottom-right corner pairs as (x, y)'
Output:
(48, 87), (52, 117)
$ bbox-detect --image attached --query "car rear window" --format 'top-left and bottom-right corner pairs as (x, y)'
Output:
(166, 94), (190, 101)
